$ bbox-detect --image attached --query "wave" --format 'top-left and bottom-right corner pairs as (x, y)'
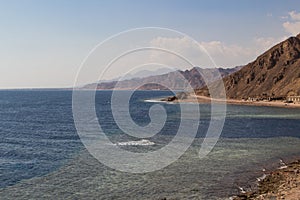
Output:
(144, 99), (163, 103)
(115, 139), (155, 146)
(144, 99), (178, 104)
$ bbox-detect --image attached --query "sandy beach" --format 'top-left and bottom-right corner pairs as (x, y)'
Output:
(173, 95), (300, 109)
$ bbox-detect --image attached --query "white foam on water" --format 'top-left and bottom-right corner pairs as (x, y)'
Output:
(116, 139), (155, 146)
(144, 99), (163, 103)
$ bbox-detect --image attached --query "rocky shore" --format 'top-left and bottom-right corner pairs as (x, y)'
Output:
(233, 160), (300, 200)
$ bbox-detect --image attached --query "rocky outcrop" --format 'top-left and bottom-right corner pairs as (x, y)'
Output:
(160, 91), (189, 102)
(233, 160), (300, 200)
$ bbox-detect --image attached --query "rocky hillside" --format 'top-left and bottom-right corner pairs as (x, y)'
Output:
(196, 34), (300, 99)
(83, 66), (241, 90)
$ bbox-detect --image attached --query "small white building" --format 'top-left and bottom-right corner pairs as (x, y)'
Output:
(287, 96), (300, 102)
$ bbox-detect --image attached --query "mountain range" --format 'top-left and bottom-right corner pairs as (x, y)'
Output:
(83, 66), (241, 91)
(83, 33), (300, 99)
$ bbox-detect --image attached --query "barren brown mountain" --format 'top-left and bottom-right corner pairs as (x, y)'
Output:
(196, 33), (300, 99)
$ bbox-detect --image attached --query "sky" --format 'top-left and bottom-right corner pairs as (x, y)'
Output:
(0, 0), (300, 88)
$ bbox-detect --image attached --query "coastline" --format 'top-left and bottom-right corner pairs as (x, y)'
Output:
(163, 95), (300, 109)
(233, 160), (300, 199)
(224, 98), (300, 109)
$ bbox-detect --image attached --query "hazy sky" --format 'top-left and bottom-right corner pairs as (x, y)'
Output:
(1, 0), (300, 88)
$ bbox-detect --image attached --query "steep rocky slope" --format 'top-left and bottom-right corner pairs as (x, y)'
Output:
(196, 34), (300, 99)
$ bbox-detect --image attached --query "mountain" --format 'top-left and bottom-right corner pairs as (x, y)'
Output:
(124, 68), (176, 79)
(83, 66), (241, 91)
(196, 34), (300, 99)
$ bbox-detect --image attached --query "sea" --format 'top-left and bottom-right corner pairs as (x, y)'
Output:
(1, 90), (300, 199)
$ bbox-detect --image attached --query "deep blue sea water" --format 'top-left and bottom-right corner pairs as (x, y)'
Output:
(0, 90), (81, 188)
(1, 90), (300, 199)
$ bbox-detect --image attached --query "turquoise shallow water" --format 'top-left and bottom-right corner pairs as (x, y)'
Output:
(1, 137), (300, 199)
(1, 90), (300, 199)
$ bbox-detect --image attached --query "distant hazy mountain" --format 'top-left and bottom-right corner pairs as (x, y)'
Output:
(83, 66), (241, 90)
(196, 33), (300, 99)
(124, 68), (176, 79)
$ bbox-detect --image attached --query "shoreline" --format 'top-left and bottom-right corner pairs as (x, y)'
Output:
(233, 160), (300, 199)
(224, 98), (300, 109)
(162, 95), (300, 109)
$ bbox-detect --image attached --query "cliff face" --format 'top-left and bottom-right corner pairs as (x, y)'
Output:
(84, 66), (241, 91)
(197, 34), (300, 99)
